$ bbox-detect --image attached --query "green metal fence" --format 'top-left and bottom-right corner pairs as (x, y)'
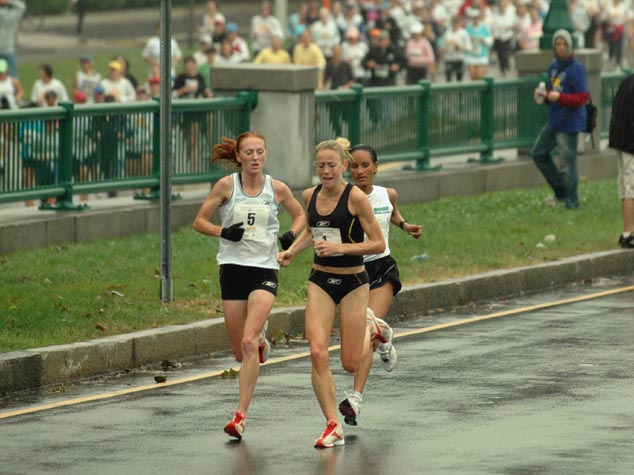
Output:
(0, 73), (628, 208)
(315, 72), (628, 169)
(0, 92), (256, 208)
(599, 70), (629, 139)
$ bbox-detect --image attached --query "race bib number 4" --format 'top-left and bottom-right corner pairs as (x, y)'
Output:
(234, 203), (269, 240)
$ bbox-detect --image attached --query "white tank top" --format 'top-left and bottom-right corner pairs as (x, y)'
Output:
(216, 173), (280, 269)
(76, 70), (101, 101)
(0, 76), (17, 109)
(364, 185), (392, 263)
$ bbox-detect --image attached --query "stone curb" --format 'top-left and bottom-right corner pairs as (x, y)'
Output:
(2, 249), (632, 394)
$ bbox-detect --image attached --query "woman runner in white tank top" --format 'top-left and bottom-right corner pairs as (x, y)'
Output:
(193, 132), (305, 441)
(336, 143), (422, 426)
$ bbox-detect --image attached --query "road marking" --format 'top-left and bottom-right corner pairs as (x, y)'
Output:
(2, 284), (633, 420)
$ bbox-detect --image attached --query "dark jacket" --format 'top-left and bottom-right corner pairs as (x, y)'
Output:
(608, 74), (634, 154)
(362, 44), (406, 87)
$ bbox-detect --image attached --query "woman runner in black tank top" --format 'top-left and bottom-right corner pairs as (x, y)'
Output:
(276, 137), (385, 448)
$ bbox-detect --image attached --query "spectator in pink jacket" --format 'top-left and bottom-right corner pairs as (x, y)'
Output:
(404, 21), (435, 84)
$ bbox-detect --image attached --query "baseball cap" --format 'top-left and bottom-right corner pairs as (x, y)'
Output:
(74, 91), (88, 103)
(149, 76), (161, 85)
(0, 59), (7, 74)
(295, 24), (306, 37)
(214, 13), (226, 24)
(93, 84), (106, 94)
(80, 54), (92, 62)
(108, 60), (122, 72)
(226, 22), (238, 33)
(199, 34), (212, 44)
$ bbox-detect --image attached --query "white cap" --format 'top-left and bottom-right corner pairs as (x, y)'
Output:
(410, 22), (424, 35)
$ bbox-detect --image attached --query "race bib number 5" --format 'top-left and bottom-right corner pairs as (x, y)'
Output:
(234, 203), (269, 240)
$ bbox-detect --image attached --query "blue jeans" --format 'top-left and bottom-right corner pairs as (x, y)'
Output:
(531, 124), (579, 208)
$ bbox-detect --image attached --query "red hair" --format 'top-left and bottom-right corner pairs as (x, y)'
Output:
(212, 131), (266, 166)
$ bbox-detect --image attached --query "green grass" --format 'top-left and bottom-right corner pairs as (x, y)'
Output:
(0, 178), (622, 352)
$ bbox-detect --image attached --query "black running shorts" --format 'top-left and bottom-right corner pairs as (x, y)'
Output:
(364, 255), (402, 295)
(219, 264), (279, 300)
(308, 269), (369, 304)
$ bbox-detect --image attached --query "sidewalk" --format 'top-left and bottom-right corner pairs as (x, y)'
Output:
(0, 147), (627, 394)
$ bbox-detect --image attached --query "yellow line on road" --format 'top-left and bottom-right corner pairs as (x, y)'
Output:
(394, 284), (634, 338)
(2, 285), (633, 420)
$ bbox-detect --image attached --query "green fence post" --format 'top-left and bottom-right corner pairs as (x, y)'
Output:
(404, 80), (440, 171)
(471, 77), (503, 164)
(136, 97), (161, 200)
(42, 102), (87, 211)
(350, 84), (362, 146)
(237, 90), (258, 132)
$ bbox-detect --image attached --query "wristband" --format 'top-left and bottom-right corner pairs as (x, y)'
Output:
(399, 220), (406, 229)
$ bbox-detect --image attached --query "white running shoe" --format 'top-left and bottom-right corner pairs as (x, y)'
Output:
(258, 320), (270, 364)
(314, 420), (345, 448)
(377, 326), (397, 372)
(338, 392), (363, 426)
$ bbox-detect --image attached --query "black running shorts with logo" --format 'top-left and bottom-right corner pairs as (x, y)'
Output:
(308, 269), (369, 304)
(364, 255), (402, 295)
(219, 264), (279, 300)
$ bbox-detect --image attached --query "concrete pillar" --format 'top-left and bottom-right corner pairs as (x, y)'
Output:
(210, 64), (319, 189)
(515, 48), (603, 154)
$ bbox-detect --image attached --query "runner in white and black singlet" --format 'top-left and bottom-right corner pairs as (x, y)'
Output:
(338, 143), (423, 427)
(277, 137), (385, 449)
(193, 131), (305, 441)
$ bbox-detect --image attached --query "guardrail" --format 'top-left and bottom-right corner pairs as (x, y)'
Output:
(0, 72), (628, 209)
(0, 92), (257, 208)
(315, 71), (628, 170)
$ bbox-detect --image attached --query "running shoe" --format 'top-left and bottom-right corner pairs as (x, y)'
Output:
(379, 342), (398, 372)
(259, 320), (270, 364)
(377, 326), (398, 372)
(338, 392), (363, 426)
(224, 412), (246, 440)
(619, 233), (634, 249)
(314, 420), (345, 448)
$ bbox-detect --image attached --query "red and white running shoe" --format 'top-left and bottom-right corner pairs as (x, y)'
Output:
(314, 420), (345, 448)
(224, 412), (246, 440)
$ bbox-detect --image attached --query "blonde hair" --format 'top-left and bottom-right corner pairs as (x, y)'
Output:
(314, 137), (352, 162)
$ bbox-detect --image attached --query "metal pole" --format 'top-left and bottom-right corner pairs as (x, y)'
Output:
(159, 0), (173, 302)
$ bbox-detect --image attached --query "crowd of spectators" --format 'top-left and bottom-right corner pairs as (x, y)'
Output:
(1, 0), (633, 204)
(0, 0), (632, 111)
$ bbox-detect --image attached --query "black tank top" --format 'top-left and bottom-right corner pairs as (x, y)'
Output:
(308, 183), (364, 268)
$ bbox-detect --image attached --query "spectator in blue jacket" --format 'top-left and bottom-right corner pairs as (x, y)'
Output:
(531, 29), (588, 209)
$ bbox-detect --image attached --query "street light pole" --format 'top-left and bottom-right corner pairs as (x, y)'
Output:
(539, 0), (576, 50)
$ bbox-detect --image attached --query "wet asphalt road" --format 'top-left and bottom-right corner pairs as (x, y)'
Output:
(1, 276), (634, 475)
